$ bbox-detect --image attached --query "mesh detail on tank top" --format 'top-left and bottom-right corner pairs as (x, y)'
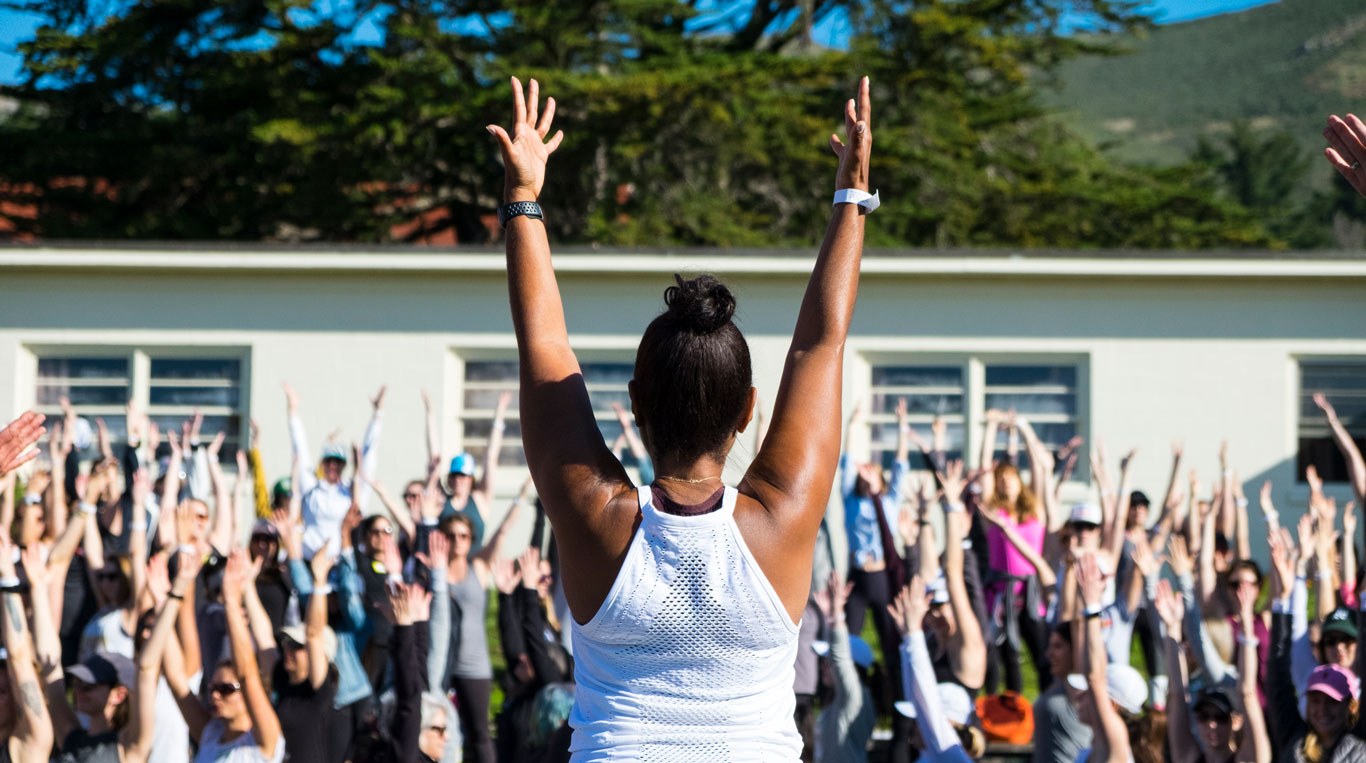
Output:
(569, 487), (802, 761)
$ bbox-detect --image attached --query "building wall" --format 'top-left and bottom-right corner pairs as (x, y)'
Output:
(1, 248), (1364, 557)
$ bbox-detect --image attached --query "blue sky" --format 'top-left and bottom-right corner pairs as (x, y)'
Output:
(0, 0), (1278, 86)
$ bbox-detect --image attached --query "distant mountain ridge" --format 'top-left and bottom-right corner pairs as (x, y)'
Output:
(1048, 0), (1366, 169)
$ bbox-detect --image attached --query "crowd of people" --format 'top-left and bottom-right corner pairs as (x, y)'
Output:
(0, 78), (1362, 763)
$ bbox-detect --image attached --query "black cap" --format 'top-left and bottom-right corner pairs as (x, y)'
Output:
(67, 651), (135, 688)
(1323, 607), (1359, 641)
(1192, 686), (1236, 718)
(1129, 490), (1150, 509)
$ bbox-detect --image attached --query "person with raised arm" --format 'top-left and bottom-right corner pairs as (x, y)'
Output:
(272, 547), (339, 763)
(187, 548), (284, 762)
(0, 536), (52, 763)
(436, 478), (528, 763)
(840, 395), (912, 717)
(812, 570), (875, 763)
(1069, 551), (1158, 763)
(486, 73), (872, 759)
(284, 382), (384, 558)
(888, 576), (980, 762)
(440, 389), (511, 552)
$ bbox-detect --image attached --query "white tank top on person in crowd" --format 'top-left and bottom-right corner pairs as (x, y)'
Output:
(568, 486), (803, 762)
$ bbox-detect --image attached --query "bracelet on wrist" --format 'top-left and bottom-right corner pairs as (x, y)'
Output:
(832, 188), (880, 213)
(1083, 604), (1104, 618)
(498, 201), (544, 229)
(167, 592), (185, 601)
(78, 502), (97, 515)
(23, 493), (41, 506)
(0, 576), (19, 589)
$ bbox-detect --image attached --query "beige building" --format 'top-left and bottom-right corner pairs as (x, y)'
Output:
(1, 244), (1364, 555)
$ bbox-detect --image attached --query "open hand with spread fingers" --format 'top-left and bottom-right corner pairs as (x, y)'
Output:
(0, 411), (45, 479)
(487, 77), (564, 204)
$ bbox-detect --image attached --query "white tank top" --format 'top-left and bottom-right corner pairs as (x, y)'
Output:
(568, 486), (803, 762)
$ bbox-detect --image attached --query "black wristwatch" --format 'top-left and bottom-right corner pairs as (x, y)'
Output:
(499, 201), (544, 229)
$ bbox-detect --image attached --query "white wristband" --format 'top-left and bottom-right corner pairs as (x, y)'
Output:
(832, 188), (880, 213)
(23, 493), (41, 506)
(1083, 603), (1105, 618)
(1235, 498), (1248, 509)
(78, 502), (97, 515)
(177, 544), (197, 555)
(0, 576), (19, 589)
(1237, 633), (1259, 647)
(130, 522), (148, 531)
(491, 420), (506, 433)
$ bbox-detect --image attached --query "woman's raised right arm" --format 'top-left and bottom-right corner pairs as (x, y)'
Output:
(741, 77), (872, 530)
(487, 77), (630, 534)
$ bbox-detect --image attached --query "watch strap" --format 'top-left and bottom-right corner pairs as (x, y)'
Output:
(499, 201), (544, 229)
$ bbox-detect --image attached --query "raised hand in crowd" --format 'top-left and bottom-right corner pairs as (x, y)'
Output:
(0, 410), (45, 479)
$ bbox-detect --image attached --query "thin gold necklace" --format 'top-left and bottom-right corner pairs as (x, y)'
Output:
(654, 474), (723, 484)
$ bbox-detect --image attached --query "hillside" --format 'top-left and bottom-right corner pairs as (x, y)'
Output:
(1049, 0), (1366, 170)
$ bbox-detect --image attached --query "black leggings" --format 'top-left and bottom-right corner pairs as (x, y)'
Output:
(326, 695), (373, 763)
(451, 676), (495, 763)
(987, 600), (1051, 695)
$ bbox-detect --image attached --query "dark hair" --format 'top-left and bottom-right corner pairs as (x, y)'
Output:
(1226, 559), (1264, 589)
(1051, 622), (1074, 648)
(632, 274), (752, 465)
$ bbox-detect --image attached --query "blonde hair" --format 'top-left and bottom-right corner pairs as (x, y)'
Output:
(987, 463), (1041, 524)
(1302, 698), (1360, 762)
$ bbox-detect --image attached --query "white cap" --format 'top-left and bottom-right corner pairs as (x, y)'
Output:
(895, 682), (974, 725)
(810, 635), (875, 669)
(1068, 502), (1103, 526)
(1067, 666), (1148, 716)
(72, 417), (94, 451)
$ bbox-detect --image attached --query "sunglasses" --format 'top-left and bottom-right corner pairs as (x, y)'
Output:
(209, 681), (242, 697)
(281, 639), (305, 652)
(1194, 711), (1231, 724)
(427, 725), (448, 737)
(403, 492), (423, 500)
(368, 526), (393, 536)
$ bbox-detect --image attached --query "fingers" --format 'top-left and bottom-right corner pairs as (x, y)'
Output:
(487, 125), (514, 154)
(538, 96), (556, 139)
(511, 76), (527, 125)
(527, 78), (540, 128)
(858, 75), (871, 129)
(1325, 146), (1366, 197)
(845, 98), (856, 133)
(545, 129), (564, 154)
(829, 133), (844, 156)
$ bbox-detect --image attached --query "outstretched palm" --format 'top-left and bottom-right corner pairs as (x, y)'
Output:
(488, 77), (564, 202)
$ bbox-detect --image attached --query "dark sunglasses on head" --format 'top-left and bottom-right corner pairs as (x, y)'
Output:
(209, 681), (242, 697)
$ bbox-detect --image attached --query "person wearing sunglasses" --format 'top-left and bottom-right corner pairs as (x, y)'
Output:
(272, 548), (338, 763)
(167, 550), (284, 763)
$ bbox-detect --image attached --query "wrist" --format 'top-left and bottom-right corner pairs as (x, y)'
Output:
(504, 185), (538, 204)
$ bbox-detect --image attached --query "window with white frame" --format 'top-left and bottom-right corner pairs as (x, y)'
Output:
(868, 359), (1083, 473)
(34, 351), (245, 462)
(1298, 360), (1366, 483)
(459, 359), (635, 468)
(869, 365), (966, 469)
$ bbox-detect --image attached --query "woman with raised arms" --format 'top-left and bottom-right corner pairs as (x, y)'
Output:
(485, 74), (874, 760)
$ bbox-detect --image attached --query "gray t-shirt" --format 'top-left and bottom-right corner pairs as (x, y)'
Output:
(1033, 684), (1092, 763)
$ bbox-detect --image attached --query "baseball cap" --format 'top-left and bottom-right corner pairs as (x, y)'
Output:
(272, 477), (292, 502)
(1067, 502), (1103, 527)
(1322, 607), (1359, 642)
(810, 635), (875, 669)
(895, 682), (975, 725)
(278, 625), (338, 663)
(448, 453), (476, 476)
(251, 519), (279, 539)
(1067, 665), (1148, 716)
(1307, 664), (1361, 702)
(67, 651), (135, 688)
(320, 442), (348, 462)
(1191, 686), (1236, 718)
(1129, 490), (1150, 509)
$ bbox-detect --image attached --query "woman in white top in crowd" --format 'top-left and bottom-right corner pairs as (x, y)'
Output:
(889, 576), (982, 762)
(485, 73), (872, 759)
(168, 550), (283, 763)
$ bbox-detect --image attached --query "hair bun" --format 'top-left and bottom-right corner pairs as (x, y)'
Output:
(663, 273), (736, 333)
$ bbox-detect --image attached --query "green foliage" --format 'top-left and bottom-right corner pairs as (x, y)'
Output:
(0, 0), (1278, 247)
